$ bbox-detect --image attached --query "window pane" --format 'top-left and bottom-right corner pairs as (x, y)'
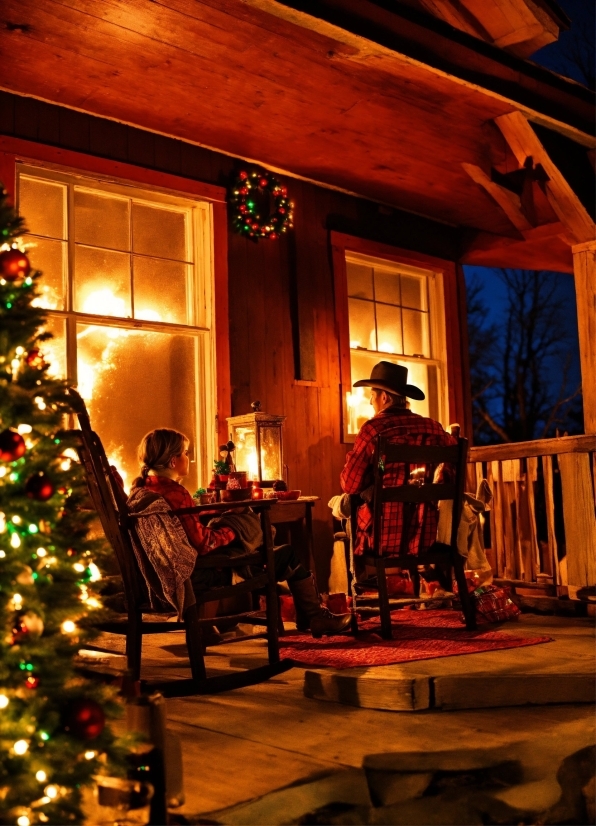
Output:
(374, 270), (400, 305)
(133, 256), (189, 325)
(74, 189), (130, 252)
(348, 349), (376, 434)
(19, 176), (66, 240)
(40, 316), (67, 379)
(74, 246), (131, 317)
(24, 236), (66, 311)
(375, 303), (403, 355)
(132, 203), (188, 262)
(346, 262), (373, 300)
(400, 275), (427, 310)
(403, 308), (429, 357)
(348, 298), (376, 351)
(76, 324), (198, 491)
(400, 359), (430, 418)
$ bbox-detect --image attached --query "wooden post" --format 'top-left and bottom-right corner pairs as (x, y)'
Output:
(572, 241), (596, 435)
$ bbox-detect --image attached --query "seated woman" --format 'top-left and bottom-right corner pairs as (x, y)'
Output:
(129, 428), (351, 638)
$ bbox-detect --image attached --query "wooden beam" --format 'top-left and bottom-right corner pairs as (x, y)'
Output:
(494, 112), (596, 244)
(572, 241), (596, 434)
(461, 163), (532, 232)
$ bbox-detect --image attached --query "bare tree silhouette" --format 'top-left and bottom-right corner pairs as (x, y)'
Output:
(467, 270), (582, 443)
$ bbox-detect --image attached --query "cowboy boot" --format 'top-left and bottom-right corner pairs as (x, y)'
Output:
(289, 574), (352, 638)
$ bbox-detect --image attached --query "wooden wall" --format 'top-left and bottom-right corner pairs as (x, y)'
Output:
(0, 91), (465, 584)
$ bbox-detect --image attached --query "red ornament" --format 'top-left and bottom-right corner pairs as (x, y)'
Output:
(25, 472), (54, 501)
(25, 675), (40, 690)
(11, 621), (28, 645)
(239, 170), (248, 180)
(65, 698), (105, 740)
(270, 233), (278, 240)
(25, 349), (45, 369)
(281, 186), (288, 196)
(0, 248), (31, 282)
(239, 187), (248, 195)
(259, 178), (268, 188)
(279, 208), (286, 215)
(0, 428), (26, 462)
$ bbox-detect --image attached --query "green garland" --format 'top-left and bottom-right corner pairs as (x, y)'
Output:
(230, 169), (294, 240)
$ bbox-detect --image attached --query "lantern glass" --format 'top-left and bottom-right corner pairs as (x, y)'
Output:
(260, 427), (282, 480)
(233, 425), (259, 479)
(228, 410), (285, 482)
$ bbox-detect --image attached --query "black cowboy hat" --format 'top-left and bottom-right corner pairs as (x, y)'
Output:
(353, 361), (425, 400)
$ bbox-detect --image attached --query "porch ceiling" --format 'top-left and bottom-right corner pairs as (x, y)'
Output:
(0, 0), (592, 271)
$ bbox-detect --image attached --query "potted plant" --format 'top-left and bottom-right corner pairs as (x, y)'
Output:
(213, 460), (230, 483)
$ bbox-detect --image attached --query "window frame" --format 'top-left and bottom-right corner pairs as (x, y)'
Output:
(330, 231), (469, 443)
(1, 136), (231, 484)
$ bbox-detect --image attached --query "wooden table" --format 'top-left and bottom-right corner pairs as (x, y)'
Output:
(189, 496), (319, 573)
(269, 496), (319, 573)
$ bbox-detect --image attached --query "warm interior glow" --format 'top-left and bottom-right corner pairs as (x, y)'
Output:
(82, 288), (127, 317)
(378, 342), (395, 353)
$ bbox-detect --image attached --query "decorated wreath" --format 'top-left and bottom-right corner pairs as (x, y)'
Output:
(230, 169), (294, 240)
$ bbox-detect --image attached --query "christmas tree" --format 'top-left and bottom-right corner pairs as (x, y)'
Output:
(0, 187), (124, 824)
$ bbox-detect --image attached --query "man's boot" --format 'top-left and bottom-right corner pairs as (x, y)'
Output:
(289, 574), (352, 638)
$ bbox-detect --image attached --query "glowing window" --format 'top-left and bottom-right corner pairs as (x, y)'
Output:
(18, 164), (216, 490)
(344, 254), (446, 437)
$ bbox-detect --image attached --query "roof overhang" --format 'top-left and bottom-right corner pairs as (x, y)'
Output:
(0, 0), (593, 272)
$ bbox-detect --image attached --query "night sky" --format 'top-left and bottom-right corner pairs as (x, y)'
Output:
(463, 0), (593, 397)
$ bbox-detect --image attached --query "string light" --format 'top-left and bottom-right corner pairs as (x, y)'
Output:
(88, 563), (101, 582)
(17, 424), (32, 435)
(73, 563), (85, 573)
(34, 396), (46, 410)
(44, 785), (58, 799)
(61, 620), (76, 634)
(0, 694), (8, 709)
(11, 533), (21, 548)
(36, 547), (47, 557)
(35, 770), (47, 782)
(0, 466), (6, 477)
(13, 739), (28, 755)
(12, 515), (22, 524)
(12, 593), (22, 607)
(84, 751), (96, 760)
(15, 346), (24, 356)
(17, 816), (30, 826)
(28, 524), (38, 534)
(0, 551), (5, 558)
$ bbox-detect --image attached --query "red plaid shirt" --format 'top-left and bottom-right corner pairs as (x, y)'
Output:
(143, 476), (236, 556)
(340, 407), (455, 556)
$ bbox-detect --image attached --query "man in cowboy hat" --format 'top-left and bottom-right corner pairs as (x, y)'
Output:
(340, 361), (456, 559)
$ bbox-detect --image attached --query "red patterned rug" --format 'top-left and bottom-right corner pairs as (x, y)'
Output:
(278, 610), (552, 670)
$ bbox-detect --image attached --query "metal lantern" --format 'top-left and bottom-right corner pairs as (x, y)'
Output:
(227, 401), (285, 483)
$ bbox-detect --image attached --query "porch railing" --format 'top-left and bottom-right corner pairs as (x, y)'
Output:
(467, 435), (596, 597)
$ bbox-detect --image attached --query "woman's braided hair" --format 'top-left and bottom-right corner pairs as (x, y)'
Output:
(132, 428), (188, 488)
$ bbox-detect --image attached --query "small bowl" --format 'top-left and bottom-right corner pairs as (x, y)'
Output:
(275, 489), (301, 500)
(220, 488), (252, 503)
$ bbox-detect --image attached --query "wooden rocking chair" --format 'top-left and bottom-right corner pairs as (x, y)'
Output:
(68, 388), (292, 696)
(348, 435), (477, 639)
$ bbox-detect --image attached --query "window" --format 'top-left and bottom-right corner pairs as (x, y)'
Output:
(17, 163), (216, 491)
(332, 235), (451, 441)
